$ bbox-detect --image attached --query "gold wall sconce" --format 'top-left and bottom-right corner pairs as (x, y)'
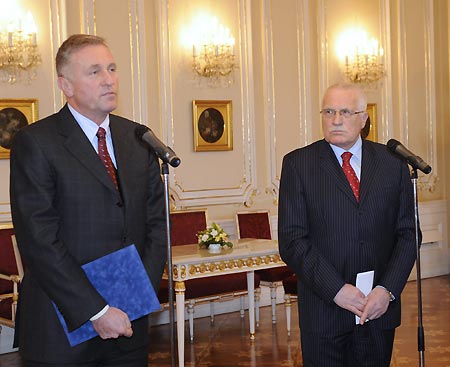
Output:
(336, 27), (384, 84)
(0, 1), (42, 84)
(182, 14), (236, 87)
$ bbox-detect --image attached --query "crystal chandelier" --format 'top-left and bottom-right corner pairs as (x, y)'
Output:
(336, 28), (384, 84)
(0, 7), (41, 84)
(193, 43), (236, 87)
(183, 15), (236, 88)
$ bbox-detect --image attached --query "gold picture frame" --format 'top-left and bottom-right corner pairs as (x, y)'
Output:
(0, 98), (39, 159)
(364, 103), (378, 142)
(193, 100), (233, 152)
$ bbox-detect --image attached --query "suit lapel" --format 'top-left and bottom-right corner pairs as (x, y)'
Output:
(57, 105), (120, 195)
(319, 140), (359, 204)
(359, 140), (379, 203)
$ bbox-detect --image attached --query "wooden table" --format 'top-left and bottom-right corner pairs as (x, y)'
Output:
(168, 238), (285, 367)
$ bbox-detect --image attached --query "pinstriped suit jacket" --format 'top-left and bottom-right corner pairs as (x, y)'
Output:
(278, 139), (417, 335)
(10, 104), (167, 362)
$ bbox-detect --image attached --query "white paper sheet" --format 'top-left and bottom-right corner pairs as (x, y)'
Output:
(355, 270), (374, 324)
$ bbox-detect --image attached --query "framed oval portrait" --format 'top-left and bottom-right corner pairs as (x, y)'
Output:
(192, 100), (232, 152)
(0, 99), (38, 159)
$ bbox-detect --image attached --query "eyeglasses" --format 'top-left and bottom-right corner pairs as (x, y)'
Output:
(320, 108), (366, 119)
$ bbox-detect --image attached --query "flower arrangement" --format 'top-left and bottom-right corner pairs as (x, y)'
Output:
(197, 222), (233, 249)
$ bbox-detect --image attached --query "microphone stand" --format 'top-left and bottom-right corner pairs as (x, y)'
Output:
(411, 167), (425, 367)
(161, 162), (177, 367)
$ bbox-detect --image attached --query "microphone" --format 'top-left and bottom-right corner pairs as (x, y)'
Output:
(135, 125), (181, 167)
(386, 139), (431, 174)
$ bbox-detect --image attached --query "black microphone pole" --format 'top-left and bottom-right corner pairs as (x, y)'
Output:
(161, 161), (177, 367)
(411, 167), (425, 367)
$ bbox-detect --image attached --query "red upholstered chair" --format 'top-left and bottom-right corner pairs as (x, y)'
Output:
(236, 210), (294, 324)
(282, 274), (298, 336)
(0, 224), (23, 328)
(158, 209), (260, 341)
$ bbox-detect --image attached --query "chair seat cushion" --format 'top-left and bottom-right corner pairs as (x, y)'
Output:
(282, 274), (298, 295)
(158, 273), (261, 304)
(257, 266), (294, 282)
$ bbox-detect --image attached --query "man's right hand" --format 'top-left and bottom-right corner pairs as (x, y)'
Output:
(91, 307), (133, 339)
(333, 284), (367, 318)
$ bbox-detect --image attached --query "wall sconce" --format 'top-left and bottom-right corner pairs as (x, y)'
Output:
(336, 28), (384, 84)
(0, 3), (41, 84)
(182, 15), (236, 87)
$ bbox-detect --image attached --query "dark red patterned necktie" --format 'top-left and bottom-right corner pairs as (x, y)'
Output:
(96, 127), (118, 190)
(341, 152), (359, 201)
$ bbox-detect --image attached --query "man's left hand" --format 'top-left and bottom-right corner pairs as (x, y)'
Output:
(359, 287), (391, 324)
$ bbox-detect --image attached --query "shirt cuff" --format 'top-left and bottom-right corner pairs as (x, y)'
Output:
(89, 305), (110, 321)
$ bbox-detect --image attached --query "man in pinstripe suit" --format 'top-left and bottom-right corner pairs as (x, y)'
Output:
(278, 83), (417, 367)
(10, 34), (166, 366)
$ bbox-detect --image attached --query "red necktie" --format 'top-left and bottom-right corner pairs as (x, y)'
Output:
(341, 152), (359, 201)
(96, 127), (119, 190)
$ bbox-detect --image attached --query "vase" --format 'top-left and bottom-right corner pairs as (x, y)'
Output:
(208, 243), (221, 253)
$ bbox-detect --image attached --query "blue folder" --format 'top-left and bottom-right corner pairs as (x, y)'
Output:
(54, 244), (161, 346)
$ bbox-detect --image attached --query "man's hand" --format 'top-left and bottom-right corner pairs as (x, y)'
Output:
(91, 307), (133, 339)
(333, 284), (367, 318)
(359, 286), (390, 324)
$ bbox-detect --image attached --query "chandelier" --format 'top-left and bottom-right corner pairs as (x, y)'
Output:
(183, 15), (236, 88)
(336, 28), (384, 84)
(0, 6), (41, 84)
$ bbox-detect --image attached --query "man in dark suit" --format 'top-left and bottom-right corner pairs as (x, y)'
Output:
(10, 34), (167, 366)
(278, 83), (417, 367)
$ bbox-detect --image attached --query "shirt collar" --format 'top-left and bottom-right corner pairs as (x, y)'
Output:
(329, 136), (363, 163)
(67, 104), (111, 142)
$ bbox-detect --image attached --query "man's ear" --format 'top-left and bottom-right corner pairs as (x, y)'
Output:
(57, 76), (73, 97)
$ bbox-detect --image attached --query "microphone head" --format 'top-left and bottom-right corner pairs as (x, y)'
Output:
(386, 138), (401, 152)
(135, 125), (149, 139)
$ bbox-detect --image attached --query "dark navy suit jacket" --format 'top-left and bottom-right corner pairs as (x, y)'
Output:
(10, 104), (167, 362)
(278, 139), (417, 335)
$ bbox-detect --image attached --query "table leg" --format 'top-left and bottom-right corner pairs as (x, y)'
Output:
(247, 270), (255, 340)
(175, 281), (186, 367)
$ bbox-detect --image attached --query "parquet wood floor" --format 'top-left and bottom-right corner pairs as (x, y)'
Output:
(0, 275), (449, 366)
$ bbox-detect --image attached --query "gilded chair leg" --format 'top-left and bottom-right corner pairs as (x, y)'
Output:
(210, 301), (215, 325)
(270, 283), (277, 324)
(255, 287), (261, 327)
(284, 294), (292, 337)
(188, 300), (195, 341)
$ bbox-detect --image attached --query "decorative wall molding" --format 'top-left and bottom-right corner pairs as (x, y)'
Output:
(50, 0), (68, 112)
(379, 0), (394, 143)
(128, 0), (149, 125)
(396, 0), (438, 192)
(166, 0), (258, 208)
(420, 0), (438, 190)
(80, 0), (96, 34)
(0, 203), (12, 224)
(262, 0), (278, 203)
(263, 0), (313, 204)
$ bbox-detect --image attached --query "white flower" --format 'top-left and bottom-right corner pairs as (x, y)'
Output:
(201, 234), (209, 242)
(211, 229), (218, 237)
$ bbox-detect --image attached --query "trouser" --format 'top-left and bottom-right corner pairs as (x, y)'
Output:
(300, 323), (395, 367)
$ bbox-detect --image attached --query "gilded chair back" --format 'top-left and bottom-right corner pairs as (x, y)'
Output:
(170, 209), (207, 246)
(236, 210), (272, 240)
(0, 224), (22, 326)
